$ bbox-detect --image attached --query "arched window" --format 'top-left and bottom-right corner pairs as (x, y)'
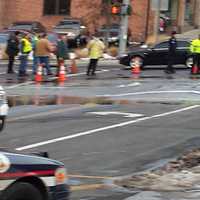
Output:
(43, 0), (71, 15)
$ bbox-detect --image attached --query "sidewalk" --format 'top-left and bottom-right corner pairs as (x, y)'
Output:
(176, 28), (200, 40)
(146, 28), (200, 45)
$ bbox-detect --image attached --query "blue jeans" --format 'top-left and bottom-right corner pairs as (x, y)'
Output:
(19, 54), (28, 75)
(38, 56), (52, 74)
(32, 55), (38, 74)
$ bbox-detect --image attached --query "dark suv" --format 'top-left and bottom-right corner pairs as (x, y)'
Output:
(53, 18), (87, 48)
(119, 39), (193, 69)
(8, 21), (46, 33)
(97, 24), (131, 46)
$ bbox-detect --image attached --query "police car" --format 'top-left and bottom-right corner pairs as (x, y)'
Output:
(0, 150), (70, 200)
(0, 86), (8, 131)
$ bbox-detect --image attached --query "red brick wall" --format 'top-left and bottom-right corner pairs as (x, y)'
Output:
(129, 0), (149, 42)
(1, 0), (67, 30)
(0, 0), (150, 42)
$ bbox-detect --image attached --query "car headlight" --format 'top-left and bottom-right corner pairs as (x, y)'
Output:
(55, 167), (68, 185)
(120, 54), (128, 57)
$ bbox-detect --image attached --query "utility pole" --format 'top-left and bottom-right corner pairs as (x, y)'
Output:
(118, 0), (130, 57)
(194, 0), (200, 28)
(104, 0), (111, 48)
(153, 0), (161, 43)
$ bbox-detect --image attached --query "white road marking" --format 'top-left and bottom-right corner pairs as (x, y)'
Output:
(6, 69), (110, 89)
(7, 81), (35, 89)
(117, 82), (141, 88)
(97, 90), (200, 97)
(16, 105), (200, 151)
(47, 69), (109, 81)
(88, 111), (144, 118)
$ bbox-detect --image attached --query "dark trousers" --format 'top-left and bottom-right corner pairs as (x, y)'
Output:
(19, 54), (28, 75)
(166, 54), (175, 72)
(193, 53), (200, 68)
(87, 59), (98, 75)
(7, 55), (15, 73)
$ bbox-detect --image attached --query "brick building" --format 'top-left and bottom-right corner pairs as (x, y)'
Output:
(0, 0), (199, 42)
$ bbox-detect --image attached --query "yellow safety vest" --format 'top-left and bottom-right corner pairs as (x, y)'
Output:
(190, 39), (200, 54)
(87, 39), (105, 59)
(21, 38), (32, 53)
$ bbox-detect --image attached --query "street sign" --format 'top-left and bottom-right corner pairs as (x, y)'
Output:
(151, 0), (169, 11)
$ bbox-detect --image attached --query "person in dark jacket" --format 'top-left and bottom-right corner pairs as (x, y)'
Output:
(165, 31), (177, 74)
(6, 31), (20, 74)
(56, 34), (68, 75)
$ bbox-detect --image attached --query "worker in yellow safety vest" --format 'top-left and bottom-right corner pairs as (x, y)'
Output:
(190, 34), (200, 72)
(19, 33), (32, 77)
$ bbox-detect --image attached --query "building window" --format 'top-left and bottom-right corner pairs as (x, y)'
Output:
(43, 0), (70, 15)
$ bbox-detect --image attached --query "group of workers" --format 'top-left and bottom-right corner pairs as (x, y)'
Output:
(5, 31), (105, 78)
(6, 31), (68, 77)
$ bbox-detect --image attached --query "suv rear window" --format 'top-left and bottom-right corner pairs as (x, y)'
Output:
(58, 21), (80, 26)
(177, 40), (190, 48)
(154, 42), (169, 49)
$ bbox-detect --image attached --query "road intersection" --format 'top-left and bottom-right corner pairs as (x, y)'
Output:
(1, 61), (200, 199)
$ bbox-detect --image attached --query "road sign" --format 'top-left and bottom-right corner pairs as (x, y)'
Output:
(151, 0), (169, 11)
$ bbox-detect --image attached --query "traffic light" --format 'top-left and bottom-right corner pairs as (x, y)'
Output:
(121, 4), (132, 16)
(111, 5), (121, 14)
(111, 0), (122, 15)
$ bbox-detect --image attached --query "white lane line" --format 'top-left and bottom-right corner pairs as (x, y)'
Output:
(7, 81), (35, 89)
(97, 90), (200, 97)
(117, 82), (141, 88)
(68, 69), (109, 77)
(16, 105), (200, 151)
(47, 69), (109, 81)
(6, 69), (110, 89)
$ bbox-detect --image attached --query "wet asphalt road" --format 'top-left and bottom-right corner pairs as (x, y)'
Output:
(0, 61), (200, 199)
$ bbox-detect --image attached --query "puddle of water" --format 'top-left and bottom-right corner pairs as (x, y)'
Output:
(7, 95), (114, 107)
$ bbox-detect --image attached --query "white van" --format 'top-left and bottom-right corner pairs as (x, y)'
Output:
(0, 86), (9, 131)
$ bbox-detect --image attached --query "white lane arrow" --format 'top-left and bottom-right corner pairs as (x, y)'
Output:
(88, 111), (144, 118)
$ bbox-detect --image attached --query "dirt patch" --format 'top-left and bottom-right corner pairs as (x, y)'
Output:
(115, 149), (200, 192)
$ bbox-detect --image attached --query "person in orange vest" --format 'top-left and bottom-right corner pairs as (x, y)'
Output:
(86, 35), (105, 76)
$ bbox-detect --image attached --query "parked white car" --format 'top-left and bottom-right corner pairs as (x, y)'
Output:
(0, 86), (9, 131)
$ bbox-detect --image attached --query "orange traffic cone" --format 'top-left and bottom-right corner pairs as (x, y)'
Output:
(35, 64), (43, 82)
(70, 59), (78, 74)
(131, 59), (141, 74)
(58, 61), (66, 82)
(191, 65), (199, 75)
